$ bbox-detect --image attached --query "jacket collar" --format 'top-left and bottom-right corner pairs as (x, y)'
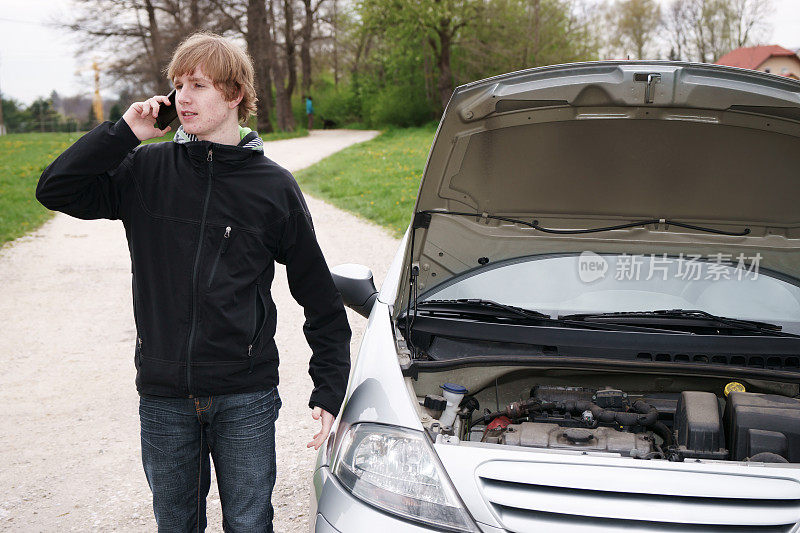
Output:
(173, 125), (264, 153)
(174, 125), (265, 173)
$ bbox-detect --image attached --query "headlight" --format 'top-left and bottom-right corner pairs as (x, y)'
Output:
(332, 423), (478, 532)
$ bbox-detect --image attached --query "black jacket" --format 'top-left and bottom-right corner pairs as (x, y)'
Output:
(36, 119), (351, 416)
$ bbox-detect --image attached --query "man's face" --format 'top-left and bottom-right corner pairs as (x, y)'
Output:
(174, 65), (239, 138)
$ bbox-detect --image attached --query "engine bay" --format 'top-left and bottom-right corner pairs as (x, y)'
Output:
(415, 373), (800, 463)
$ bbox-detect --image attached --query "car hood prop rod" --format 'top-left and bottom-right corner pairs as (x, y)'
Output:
(405, 216), (424, 357)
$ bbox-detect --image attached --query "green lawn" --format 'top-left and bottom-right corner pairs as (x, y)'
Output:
(294, 124), (437, 237)
(0, 131), (80, 245)
(0, 126), (309, 247)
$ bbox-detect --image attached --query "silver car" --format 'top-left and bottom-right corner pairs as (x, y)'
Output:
(310, 62), (800, 532)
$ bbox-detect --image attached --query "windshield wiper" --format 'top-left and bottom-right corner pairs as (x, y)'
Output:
(560, 309), (798, 337)
(416, 298), (550, 320)
(411, 299), (680, 334)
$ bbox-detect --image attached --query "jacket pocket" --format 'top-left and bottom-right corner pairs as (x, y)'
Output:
(132, 274), (142, 367)
(207, 226), (232, 288)
(248, 283), (268, 358)
(135, 335), (143, 368)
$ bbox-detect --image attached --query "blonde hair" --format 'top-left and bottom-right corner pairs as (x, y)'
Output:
(165, 32), (257, 124)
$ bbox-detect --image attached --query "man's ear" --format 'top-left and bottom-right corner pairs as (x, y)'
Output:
(228, 88), (243, 109)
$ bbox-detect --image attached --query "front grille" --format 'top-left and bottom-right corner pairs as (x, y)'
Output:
(492, 505), (795, 532)
(476, 461), (800, 532)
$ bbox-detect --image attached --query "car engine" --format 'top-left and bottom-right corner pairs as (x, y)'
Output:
(421, 384), (800, 463)
(465, 385), (670, 459)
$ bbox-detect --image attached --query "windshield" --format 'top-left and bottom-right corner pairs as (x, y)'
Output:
(420, 253), (800, 335)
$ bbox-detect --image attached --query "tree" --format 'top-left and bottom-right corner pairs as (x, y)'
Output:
(728, 0), (773, 48)
(284, 0), (298, 98)
(606, 0), (662, 59)
(664, 0), (773, 62)
(55, 0), (608, 128)
(246, 0), (276, 133)
(269, 0), (297, 130)
(665, 0), (689, 60)
(336, 0), (603, 126)
(61, 0), (239, 95)
(214, 0), (297, 131)
(29, 97), (60, 132)
(300, 0), (325, 94)
(1, 98), (30, 133)
(361, 0), (483, 110)
(209, 0), (282, 131)
(457, 0), (599, 77)
(50, 90), (62, 115)
(109, 103), (124, 122)
(63, 0), (307, 130)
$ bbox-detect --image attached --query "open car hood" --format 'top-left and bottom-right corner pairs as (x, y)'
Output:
(394, 61), (800, 316)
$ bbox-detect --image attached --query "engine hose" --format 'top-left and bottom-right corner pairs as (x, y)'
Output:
(468, 400), (554, 430)
(559, 399), (659, 428)
(469, 398), (662, 432)
(468, 410), (504, 430)
(652, 421), (673, 446)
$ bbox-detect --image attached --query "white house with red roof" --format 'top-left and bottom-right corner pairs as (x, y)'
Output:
(716, 45), (800, 79)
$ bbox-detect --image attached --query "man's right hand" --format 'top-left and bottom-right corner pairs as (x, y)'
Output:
(122, 95), (173, 141)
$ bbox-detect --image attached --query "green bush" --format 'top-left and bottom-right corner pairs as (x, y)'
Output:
(366, 84), (435, 128)
(263, 75), (435, 130)
(308, 74), (434, 129)
(314, 89), (361, 127)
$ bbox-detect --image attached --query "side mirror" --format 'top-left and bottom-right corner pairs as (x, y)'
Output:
(330, 264), (378, 318)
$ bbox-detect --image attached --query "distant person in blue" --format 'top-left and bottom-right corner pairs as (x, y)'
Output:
(305, 95), (314, 130)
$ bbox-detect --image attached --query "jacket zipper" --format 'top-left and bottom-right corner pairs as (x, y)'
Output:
(185, 147), (213, 396)
(248, 284), (268, 372)
(136, 336), (142, 365)
(207, 226), (231, 288)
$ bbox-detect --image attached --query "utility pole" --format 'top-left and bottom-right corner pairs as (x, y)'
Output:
(92, 60), (104, 123)
(76, 59), (105, 127)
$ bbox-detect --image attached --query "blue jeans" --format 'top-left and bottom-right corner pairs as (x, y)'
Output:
(139, 388), (282, 532)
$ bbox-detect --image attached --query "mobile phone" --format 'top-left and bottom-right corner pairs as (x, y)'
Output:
(155, 89), (178, 130)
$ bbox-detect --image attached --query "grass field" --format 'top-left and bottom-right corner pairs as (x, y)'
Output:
(0, 131), (79, 245)
(294, 124), (437, 237)
(0, 126), (309, 247)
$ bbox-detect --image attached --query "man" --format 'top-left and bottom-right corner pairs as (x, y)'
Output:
(305, 95), (314, 130)
(36, 32), (350, 532)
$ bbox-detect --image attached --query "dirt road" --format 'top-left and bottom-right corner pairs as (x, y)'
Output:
(0, 129), (401, 532)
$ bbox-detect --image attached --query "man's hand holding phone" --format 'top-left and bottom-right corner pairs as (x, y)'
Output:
(122, 94), (175, 142)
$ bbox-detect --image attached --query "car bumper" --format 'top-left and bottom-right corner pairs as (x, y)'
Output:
(311, 465), (504, 533)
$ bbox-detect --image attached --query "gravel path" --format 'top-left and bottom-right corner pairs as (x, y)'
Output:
(0, 129), (401, 532)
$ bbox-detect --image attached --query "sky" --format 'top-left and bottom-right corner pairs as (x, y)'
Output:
(1, 0), (799, 106)
(0, 0), (81, 105)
